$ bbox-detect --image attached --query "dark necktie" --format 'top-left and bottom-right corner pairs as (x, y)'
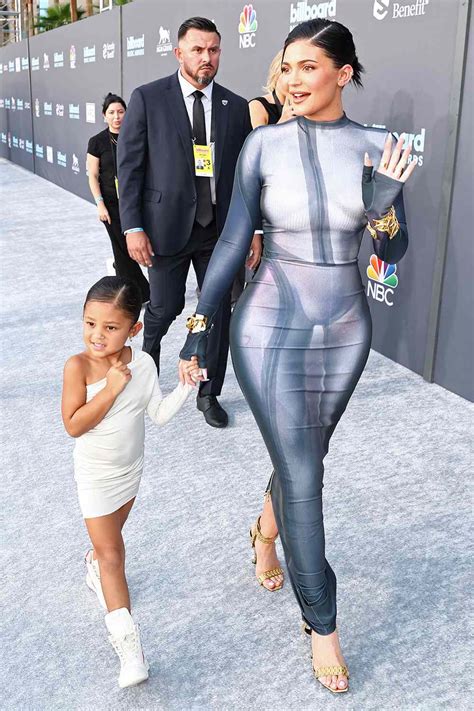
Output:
(192, 90), (213, 228)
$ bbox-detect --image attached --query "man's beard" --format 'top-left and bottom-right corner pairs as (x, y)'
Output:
(184, 60), (217, 86)
(195, 73), (213, 86)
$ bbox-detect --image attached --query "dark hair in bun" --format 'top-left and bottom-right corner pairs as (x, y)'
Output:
(283, 20), (364, 88)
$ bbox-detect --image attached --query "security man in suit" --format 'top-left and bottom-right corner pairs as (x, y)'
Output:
(118, 17), (261, 428)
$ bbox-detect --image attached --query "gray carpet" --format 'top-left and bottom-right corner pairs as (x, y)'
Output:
(1, 157), (473, 710)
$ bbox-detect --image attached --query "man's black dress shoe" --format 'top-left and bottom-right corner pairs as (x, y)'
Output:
(196, 394), (229, 428)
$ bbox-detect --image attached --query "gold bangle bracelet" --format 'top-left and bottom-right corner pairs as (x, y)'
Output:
(367, 205), (400, 240)
(186, 314), (208, 333)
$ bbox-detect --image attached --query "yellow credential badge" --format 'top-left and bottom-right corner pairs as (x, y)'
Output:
(193, 144), (213, 178)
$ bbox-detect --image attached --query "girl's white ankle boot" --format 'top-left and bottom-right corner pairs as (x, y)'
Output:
(105, 607), (149, 688)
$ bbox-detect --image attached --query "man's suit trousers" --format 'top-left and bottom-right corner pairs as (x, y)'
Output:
(143, 218), (231, 397)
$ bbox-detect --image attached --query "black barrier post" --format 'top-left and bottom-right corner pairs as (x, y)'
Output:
(26, 35), (36, 176)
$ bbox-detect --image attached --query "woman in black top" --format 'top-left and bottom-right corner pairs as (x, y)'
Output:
(86, 93), (150, 303)
(249, 50), (292, 128)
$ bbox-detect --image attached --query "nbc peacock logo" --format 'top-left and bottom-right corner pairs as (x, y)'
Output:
(239, 5), (258, 49)
(366, 254), (398, 306)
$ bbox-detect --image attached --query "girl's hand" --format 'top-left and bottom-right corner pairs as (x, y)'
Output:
(178, 356), (206, 387)
(106, 361), (131, 396)
(97, 202), (111, 224)
(365, 133), (416, 184)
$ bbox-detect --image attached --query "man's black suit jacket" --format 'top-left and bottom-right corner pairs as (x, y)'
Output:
(117, 72), (252, 256)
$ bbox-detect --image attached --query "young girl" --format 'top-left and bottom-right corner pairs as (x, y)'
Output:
(62, 276), (199, 689)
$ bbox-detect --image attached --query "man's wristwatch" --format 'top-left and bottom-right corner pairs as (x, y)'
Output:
(186, 313), (208, 334)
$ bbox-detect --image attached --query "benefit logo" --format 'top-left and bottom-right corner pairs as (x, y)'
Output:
(238, 5), (258, 49)
(373, 0), (430, 20)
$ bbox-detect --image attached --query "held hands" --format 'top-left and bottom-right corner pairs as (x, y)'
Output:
(106, 361), (131, 396)
(126, 231), (155, 268)
(97, 203), (111, 225)
(178, 356), (207, 387)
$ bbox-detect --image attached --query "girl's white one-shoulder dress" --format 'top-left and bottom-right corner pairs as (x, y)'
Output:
(74, 349), (192, 518)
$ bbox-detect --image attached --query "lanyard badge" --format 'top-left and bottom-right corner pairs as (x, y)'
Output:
(193, 142), (214, 178)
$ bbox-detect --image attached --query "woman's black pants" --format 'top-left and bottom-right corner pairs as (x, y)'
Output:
(103, 201), (150, 304)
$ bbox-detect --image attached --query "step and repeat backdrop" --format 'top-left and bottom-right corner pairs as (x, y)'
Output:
(0, 0), (472, 400)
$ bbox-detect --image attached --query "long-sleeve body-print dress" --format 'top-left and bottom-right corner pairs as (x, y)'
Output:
(181, 114), (409, 633)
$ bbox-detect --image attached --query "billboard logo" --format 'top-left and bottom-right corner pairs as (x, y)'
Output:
(57, 150), (67, 167)
(8, 60), (14, 72)
(69, 103), (80, 120)
(367, 124), (426, 167)
(21, 56), (29, 71)
(11, 97), (16, 110)
(56, 103), (65, 117)
(24, 101), (31, 110)
(31, 56), (39, 72)
(373, 0), (429, 20)
(35, 99), (40, 117)
(367, 254), (398, 307)
(46, 146), (54, 163)
(86, 102), (96, 123)
(54, 51), (64, 68)
(102, 42), (115, 60)
(13, 135), (18, 148)
(26, 139), (33, 154)
(70, 45), (76, 69)
(43, 101), (53, 116)
(5, 98), (10, 109)
(35, 143), (44, 158)
(19, 138), (25, 150)
(7, 132), (11, 147)
(1, 132), (6, 144)
(43, 53), (50, 70)
(156, 27), (172, 56)
(239, 4), (258, 49)
(0, 99), (3, 108)
(17, 99), (23, 110)
(393, 127), (426, 166)
(83, 45), (96, 64)
(290, 1), (336, 29)
(15, 57), (21, 72)
(72, 154), (80, 174)
(127, 35), (145, 57)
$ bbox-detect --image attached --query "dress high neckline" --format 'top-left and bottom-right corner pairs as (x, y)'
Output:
(299, 113), (349, 129)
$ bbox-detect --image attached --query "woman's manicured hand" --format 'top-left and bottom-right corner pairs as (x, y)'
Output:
(364, 133), (416, 184)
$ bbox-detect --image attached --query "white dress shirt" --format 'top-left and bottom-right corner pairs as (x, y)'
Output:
(177, 69), (216, 203)
(125, 71), (217, 234)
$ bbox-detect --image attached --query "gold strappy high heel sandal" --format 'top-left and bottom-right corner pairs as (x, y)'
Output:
(249, 516), (284, 591)
(301, 622), (350, 693)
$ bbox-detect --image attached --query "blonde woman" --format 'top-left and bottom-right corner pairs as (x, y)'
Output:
(249, 50), (291, 128)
